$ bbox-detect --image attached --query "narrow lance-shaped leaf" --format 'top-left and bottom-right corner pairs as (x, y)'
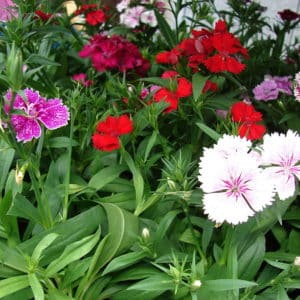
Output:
(45, 228), (101, 277)
(28, 273), (44, 300)
(0, 275), (29, 298)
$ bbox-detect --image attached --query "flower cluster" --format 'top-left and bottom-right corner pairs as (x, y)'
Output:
(152, 71), (192, 113)
(116, 0), (165, 28)
(4, 88), (69, 143)
(253, 75), (293, 101)
(92, 115), (134, 152)
(231, 101), (266, 140)
(73, 4), (107, 26)
(79, 33), (150, 74)
(156, 20), (249, 74)
(198, 130), (300, 225)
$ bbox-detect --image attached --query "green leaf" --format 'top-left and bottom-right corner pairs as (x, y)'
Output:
(127, 274), (173, 291)
(88, 165), (126, 191)
(154, 210), (181, 243)
(47, 137), (79, 148)
(7, 193), (42, 225)
(0, 275), (29, 298)
(238, 235), (265, 280)
(154, 10), (177, 47)
(31, 233), (59, 263)
(144, 131), (158, 162)
(204, 279), (257, 291)
(112, 265), (162, 282)
(196, 122), (220, 141)
(18, 206), (105, 267)
(26, 54), (61, 66)
(192, 73), (208, 100)
(0, 140), (15, 193)
(102, 251), (147, 275)
(122, 151), (144, 207)
(96, 203), (139, 269)
(45, 228), (100, 277)
(47, 288), (75, 300)
(28, 273), (44, 300)
(0, 191), (20, 246)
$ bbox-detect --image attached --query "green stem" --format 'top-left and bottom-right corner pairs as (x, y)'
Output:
(181, 199), (206, 263)
(62, 108), (75, 221)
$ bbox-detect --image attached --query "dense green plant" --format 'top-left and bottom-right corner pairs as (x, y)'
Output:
(0, 1), (299, 299)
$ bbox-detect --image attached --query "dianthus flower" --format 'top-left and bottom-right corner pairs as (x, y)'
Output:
(4, 89), (69, 143)
(278, 9), (300, 21)
(198, 135), (275, 225)
(178, 20), (248, 74)
(35, 10), (53, 21)
(0, 0), (17, 21)
(253, 75), (292, 101)
(92, 115), (133, 152)
(231, 101), (266, 141)
(79, 34), (149, 74)
(260, 130), (300, 200)
(152, 72), (192, 113)
(74, 4), (106, 26)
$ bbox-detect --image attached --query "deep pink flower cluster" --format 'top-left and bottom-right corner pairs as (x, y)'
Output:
(79, 34), (150, 74)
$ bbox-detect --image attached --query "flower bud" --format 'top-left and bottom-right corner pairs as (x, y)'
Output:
(15, 162), (29, 185)
(142, 227), (150, 239)
(294, 256), (300, 267)
(191, 279), (202, 291)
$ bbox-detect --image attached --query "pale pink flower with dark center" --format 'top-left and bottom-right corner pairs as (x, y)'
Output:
(198, 135), (275, 225)
(4, 89), (69, 143)
(140, 10), (157, 27)
(260, 130), (300, 200)
(119, 6), (145, 28)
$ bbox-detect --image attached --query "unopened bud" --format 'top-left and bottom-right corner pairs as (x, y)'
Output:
(142, 228), (150, 239)
(15, 162), (29, 185)
(294, 256), (300, 267)
(167, 177), (176, 190)
(191, 279), (202, 291)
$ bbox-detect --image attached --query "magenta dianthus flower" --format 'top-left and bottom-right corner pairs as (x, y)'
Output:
(79, 34), (149, 74)
(4, 88), (69, 143)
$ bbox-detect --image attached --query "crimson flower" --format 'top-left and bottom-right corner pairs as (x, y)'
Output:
(35, 10), (53, 21)
(92, 115), (134, 151)
(79, 34), (149, 74)
(278, 9), (300, 21)
(231, 101), (266, 140)
(202, 80), (218, 93)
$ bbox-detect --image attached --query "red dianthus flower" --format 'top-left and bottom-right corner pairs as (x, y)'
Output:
(92, 115), (134, 151)
(231, 101), (266, 140)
